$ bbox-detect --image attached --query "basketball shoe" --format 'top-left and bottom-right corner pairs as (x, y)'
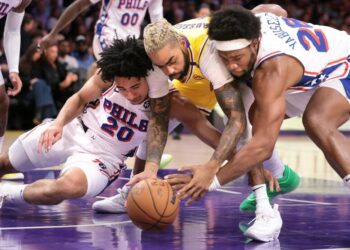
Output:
(240, 165), (300, 212)
(244, 204), (282, 242)
(92, 185), (130, 213)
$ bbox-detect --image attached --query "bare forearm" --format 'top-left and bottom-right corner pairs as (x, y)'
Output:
(50, 0), (91, 35)
(211, 83), (246, 165)
(53, 94), (85, 127)
(217, 139), (272, 185)
(146, 95), (170, 169)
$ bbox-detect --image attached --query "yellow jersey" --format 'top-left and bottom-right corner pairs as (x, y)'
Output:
(173, 17), (217, 115)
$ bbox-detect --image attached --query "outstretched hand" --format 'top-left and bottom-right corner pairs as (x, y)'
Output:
(176, 162), (218, 206)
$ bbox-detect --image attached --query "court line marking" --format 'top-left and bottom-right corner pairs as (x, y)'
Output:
(278, 197), (334, 205)
(216, 188), (242, 195)
(0, 220), (132, 231)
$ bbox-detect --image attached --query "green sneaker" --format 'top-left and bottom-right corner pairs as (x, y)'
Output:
(160, 154), (173, 169)
(239, 165), (300, 212)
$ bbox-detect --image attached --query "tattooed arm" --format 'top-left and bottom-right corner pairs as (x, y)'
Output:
(176, 81), (246, 205)
(127, 94), (170, 185)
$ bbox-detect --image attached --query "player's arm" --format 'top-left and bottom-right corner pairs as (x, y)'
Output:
(148, 0), (163, 22)
(251, 4), (287, 17)
(169, 92), (221, 149)
(216, 56), (302, 185)
(39, 0), (93, 48)
(38, 73), (111, 152)
(3, 1), (32, 96)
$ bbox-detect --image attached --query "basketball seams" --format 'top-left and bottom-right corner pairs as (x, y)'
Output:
(146, 179), (165, 217)
(129, 190), (160, 222)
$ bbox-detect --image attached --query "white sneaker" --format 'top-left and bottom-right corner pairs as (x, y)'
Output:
(92, 185), (130, 213)
(244, 204), (282, 242)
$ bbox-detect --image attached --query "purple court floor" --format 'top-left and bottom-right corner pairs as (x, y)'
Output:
(0, 169), (349, 250)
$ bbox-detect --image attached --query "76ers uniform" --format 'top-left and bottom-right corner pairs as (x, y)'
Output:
(0, 0), (21, 18)
(8, 82), (179, 198)
(254, 12), (350, 116)
(92, 0), (163, 59)
(0, 0), (22, 85)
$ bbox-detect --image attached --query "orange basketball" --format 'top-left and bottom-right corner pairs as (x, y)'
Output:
(127, 178), (180, 230)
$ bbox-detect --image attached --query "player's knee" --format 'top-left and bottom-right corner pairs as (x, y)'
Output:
(302, 110), (321, 134)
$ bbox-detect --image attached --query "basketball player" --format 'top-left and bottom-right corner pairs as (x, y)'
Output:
(0, 37), (221, 208)
(124, 7), (301, 240)
(0, 0), (31, 153)
(203, 6), (350, 241)
(39, 0), (163, 59)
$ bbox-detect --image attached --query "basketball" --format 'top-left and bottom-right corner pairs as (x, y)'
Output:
(127, 178), (180, 230)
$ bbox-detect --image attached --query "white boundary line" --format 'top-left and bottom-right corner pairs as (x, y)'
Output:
(279, 197), (334, 205)
(216, 188), (242, 195)
(0, 220), (132, 231)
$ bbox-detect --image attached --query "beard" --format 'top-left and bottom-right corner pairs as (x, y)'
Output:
(169, 50), (190, 81)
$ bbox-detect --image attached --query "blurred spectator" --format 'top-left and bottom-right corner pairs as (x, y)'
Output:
(72, 35), (94, 83)
(19, 43), (56, 125)
(32, 43), (79, 112)
(196, 3), (212, 18)
(20, 14), (37, 56)
(58, 39), (79, 71)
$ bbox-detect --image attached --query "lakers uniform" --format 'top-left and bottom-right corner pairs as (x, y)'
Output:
(92, 0), (163, 59)
(254, 13), (350, 116)
(8, 83), (179, 198)
(172, 17), (233, 115)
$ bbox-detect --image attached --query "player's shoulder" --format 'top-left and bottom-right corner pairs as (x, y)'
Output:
(13, 0), (31, 12)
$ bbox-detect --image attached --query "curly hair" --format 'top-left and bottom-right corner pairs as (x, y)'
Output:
(208, 6), (261, 41)
(97, 37), (153, 82)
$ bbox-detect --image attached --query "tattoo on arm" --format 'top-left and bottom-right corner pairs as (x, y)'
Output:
(146, 94), (170, 164)
(212, 82), (246, 163)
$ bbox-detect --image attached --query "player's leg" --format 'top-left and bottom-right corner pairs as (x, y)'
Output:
(0, 84), (9, 152)
(239, 84), (300, 212)
(303, 83), (350, 183)
(243, 165), (282, 242)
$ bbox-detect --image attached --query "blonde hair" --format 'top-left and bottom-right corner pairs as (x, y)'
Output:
(143, 19), (179, 54)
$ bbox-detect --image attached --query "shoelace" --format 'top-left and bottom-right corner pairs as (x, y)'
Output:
(248, 212), (275, 225)
(111, 188), (128, 203)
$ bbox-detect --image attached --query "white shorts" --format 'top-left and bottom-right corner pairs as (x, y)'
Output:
(9, 119), (124, 198)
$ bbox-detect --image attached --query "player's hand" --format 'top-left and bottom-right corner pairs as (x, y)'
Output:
(126, 162), (158, 186)
(164, 173), (193, 190)
(7, 72), (22, 96)
(176, 161), (219, 206)
(37, 123), (63, 153)
(37, 33), (55, 51)
(263, 168), (280, 192)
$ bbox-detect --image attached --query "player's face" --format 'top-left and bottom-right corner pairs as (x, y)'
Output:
(217, 40), (259, 81)
(115, 77), (149, 105)
(148, 40), (189, 81)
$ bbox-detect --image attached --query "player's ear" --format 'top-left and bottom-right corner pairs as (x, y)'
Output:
(178, 37), (187, 49)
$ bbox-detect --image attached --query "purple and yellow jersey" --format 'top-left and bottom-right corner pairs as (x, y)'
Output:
(254, 13), (350, 94)
(173, 17), (217, 115)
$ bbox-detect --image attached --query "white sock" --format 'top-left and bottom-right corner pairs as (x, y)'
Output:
(263, 148), (285, 179)
(253, 184), (273, 213)
(343, 174), (350, 189)
(3, 183), (27, 204)
(0, 136), (4, 153)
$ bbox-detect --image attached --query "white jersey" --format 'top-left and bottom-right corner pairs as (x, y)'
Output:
(254, 13), (350, 94)
(81, 82), (151, 162)
(92, 0), (163, 50)
(0, 0), (21, 19)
